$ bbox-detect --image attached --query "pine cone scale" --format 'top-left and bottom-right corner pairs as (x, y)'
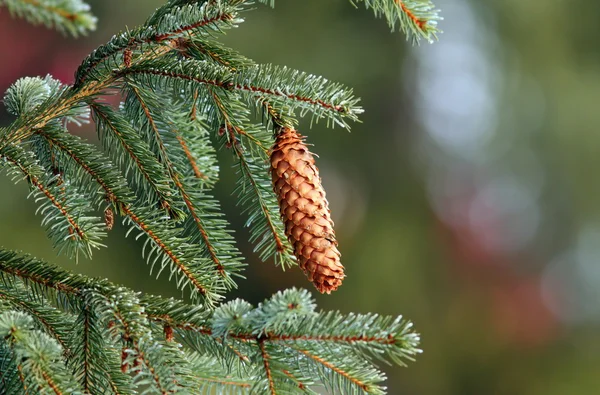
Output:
(270, 128), (345, 293)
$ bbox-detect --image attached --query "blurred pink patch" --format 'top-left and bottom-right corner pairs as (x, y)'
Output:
(0, 13), (57, 93)
(437, 218), (561, 348)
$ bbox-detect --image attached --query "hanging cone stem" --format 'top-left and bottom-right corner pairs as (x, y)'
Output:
(270, 127), (345, 294)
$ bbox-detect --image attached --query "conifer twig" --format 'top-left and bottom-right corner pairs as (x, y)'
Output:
(259, 337), (277, 395)
(0, 0), (434, 391)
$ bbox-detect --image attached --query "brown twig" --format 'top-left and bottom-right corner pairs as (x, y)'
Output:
(259, 338), (277, 395)
(293, 348), (370, 392)
(395, 0), (427, 30)
(18, 0), (80, 22)
(119, 69), (349, 115)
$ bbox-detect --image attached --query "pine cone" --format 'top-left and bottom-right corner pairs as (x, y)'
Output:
(104, 207), (114, 231)
(270, 127), (344, 293)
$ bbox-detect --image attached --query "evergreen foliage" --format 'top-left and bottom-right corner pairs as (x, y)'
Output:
(0, 0), (441, 393)
(0, 0), (96, 36)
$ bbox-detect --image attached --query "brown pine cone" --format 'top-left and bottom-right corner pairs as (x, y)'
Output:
(104, 207), (114, 231)
(270, 127), (344, 294)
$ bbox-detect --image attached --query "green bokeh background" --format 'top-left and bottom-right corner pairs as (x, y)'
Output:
(1, 1), (599, 393)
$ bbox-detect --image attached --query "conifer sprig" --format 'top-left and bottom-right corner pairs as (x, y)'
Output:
(0, 310), (83, 394)
(0, 144), (106, 260)
(0, 0), (439, 391)
(0, 249), (420, 394)
(89, 102), (174, 207)
(355, 0), (441, 42)
(122, 83), (244, 286)
(207, 88), (297, 268)
(257, 0), (441, 43)
(120, 60), (363, 130)
(0, 0), (97, 36)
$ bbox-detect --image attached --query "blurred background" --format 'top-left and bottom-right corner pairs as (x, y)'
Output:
(1, 0), (599, 393)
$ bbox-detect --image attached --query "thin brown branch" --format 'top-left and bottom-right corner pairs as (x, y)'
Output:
(75, 11), (234, 86)
(41, 371), (63, 395)
(236, 148), (287, 254)
(122, 206), (207, 296)
(232, 82), (345, 113)
(173, 132), (207, 180)
(128, 86), (170, 165)
(18, 0), (80, 22)
(268, 333), (396, 345)
(230, 124), (269, 153)
(282, 369), (306, 390)
(148, 313), (395, 345)
(2, 155), (86, 241)
(109, 381), (121, 395)
(0, 265), (79, 296)
(395, 0), (427, 30)
(138, 350), (168, 395)
(47, 142), (68, 205)
(153, 14), (234, 42)
(197, 46), (232, 68)
(260, 99), (287, 128)
(37, 130), (117, 202)
(259, 338), (277, 395)
(198, 377), (251, 388)
(294, 348), (370, 392)
(190, 89), (199, 120)
(16, 364), (30, 395)
(82, 305), (92, 392)
(120, 69), (348, 115)
(225, 342), (251, 363)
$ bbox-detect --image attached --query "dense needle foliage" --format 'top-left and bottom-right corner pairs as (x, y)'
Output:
(0, 0), (441, 393)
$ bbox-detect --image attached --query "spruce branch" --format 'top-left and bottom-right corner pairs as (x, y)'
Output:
(258, 337), (277, 395)
(0, 0), (97, 36)
(83, 287), (194, 394)
(122, 83), (244, 287)
(257, 0), (441, 43)
(148, 288), (421, 394)
(0, 282), (72, 358)
(0, 8), (200, 151)
(74, 0), (244, 87)
(119, 204), (226, 305)
(0, 144), (106, 260)
(6, 106), (235, 304)
(0, 0), (436, 391)
(120, 59), (363, 130)
(351, 0), (441, 43)
(68, 297), (134, 394)
(89, 102), (175, 208)
(36, 132), (223, 301)
(0, 250), (196, 393)
(0, 248), (421, 394)
(207, 88), (297, 269)
(231, 64), (363, 130)
(0, 311), (83, 394)
(34, 126), (133, 210)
